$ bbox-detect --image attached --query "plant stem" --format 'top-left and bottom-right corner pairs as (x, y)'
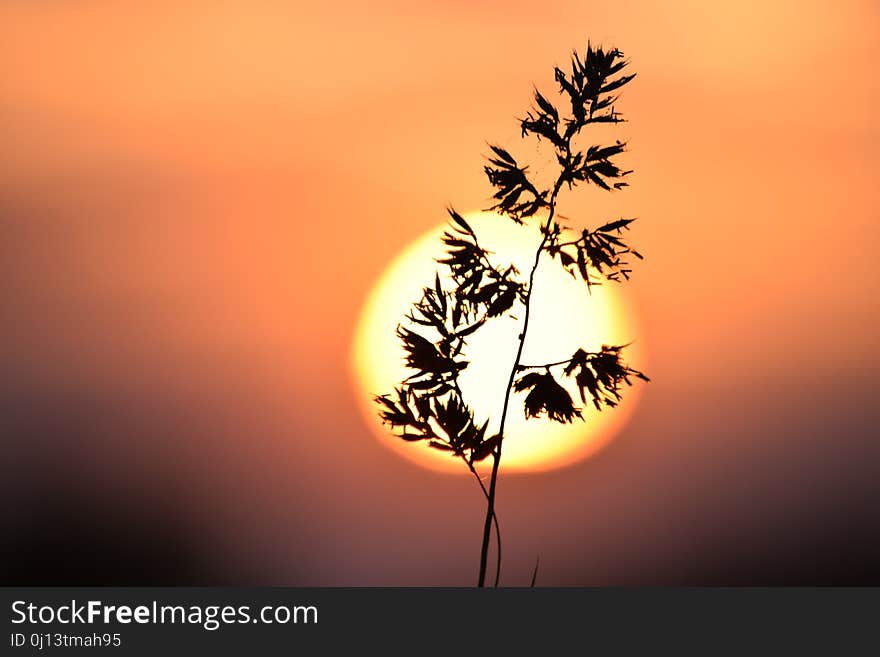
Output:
(477, 190), (561, 587)
(451, 381), (503, 588)
(463, 457), (502, 587)
(518, 358), (574, 370)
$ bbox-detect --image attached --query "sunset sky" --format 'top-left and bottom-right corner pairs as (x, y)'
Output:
(2, 1), (878, 584)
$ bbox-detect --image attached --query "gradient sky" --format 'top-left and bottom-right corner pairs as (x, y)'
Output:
(2, 1), (878, 584)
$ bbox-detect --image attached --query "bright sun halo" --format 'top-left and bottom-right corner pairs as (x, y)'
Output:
(352, 211), (644, 474)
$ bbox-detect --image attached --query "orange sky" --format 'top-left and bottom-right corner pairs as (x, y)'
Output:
(2, 1), (878, 584)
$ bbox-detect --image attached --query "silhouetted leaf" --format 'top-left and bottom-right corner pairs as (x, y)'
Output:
(600, 72), (636, 95)
(398, 326), (466, 378)
(470, 434), (501, 463)
(489, 144), (517, 165)
(596, 218), (635, 232)
(434, 273), (446, 314)
(428, 440), (454, 451)
(513, 372), (544, 392)
(514, 372), (582, 423)
(486, 286), (516, 317)
(576, 246), (588, 280)
(534, 89), (558, 121)
(447, 207), (475, 236)
(455, 319), (485, 338)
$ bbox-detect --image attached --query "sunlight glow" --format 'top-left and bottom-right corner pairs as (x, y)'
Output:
(352, 212), (644, 473)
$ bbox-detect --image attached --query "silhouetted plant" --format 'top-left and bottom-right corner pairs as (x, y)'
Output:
(375, 41), (648, 587)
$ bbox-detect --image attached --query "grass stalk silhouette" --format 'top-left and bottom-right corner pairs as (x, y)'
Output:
(375, 40), (648, 587)
(477, 176), (564, 587)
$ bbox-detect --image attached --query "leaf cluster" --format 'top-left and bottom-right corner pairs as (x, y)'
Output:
(553, 43), (635, 131)
(482, 145), (548, 222)
(562, 345), (649, 410)
(513, 344), (649, 423)
(439, 209), (526, 319)
(557, 142), (631, 191)
(513, 372), (583, 423)
(376, 40), (648, 471)
(375, 210), (528, 465)
(485, 41), (635, 257)
(375, 386), (497, 463)
(519, 44), (633, 151)
(545, 217), (643, 288)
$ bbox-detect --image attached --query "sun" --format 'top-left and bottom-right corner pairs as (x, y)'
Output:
(351, 211), (645, 474)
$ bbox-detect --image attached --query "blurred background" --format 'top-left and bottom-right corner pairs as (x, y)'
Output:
(1, 0), (878, 585)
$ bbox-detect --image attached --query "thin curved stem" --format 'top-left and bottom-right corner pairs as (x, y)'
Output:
(477, 182), (564, 588)
(517, 358), (573, 370)
(461, 457), (502, 587)
(450, 380), (502, 588)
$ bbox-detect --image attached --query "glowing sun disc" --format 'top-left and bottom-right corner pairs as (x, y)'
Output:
(351, 212), (644, 474)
